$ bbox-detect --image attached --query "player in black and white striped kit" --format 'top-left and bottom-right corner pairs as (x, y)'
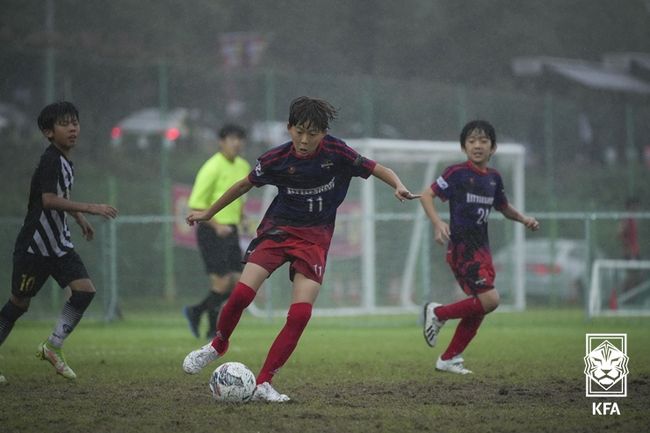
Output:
(0, 102), (118, 384)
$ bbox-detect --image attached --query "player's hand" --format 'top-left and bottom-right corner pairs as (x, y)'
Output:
(523, 216), (540, 231)
(434, 222), (451, 245)
(75, 214), (95, 241)
(89, 204), (118, 219)
(186, 210), (210, 226)
(80, 222), (95, 241)
(395, 187), (420, 202)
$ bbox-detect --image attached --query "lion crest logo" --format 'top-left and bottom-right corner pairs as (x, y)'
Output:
(584, 335), (629, 397)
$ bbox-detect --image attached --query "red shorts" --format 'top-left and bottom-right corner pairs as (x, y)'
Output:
(245, 235), (327, 284)
(446, 243), (495, 295)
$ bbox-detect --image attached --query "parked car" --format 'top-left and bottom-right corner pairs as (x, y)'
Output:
(250, 120), (290, 148)
(110, 107), (216, 150)
(0, 102), (29, 139)
(493, 238), (603, 302)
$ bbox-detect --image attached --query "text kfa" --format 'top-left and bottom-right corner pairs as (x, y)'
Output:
(592, 402), (620, 415)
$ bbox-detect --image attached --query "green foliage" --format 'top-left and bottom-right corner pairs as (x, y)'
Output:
(3, 0), (648, 83)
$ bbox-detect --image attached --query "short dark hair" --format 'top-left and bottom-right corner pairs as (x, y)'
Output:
(460, 120), (496, 149)
(218, 123), (246, 139)
(288, 96), (337, 132)
(37, 101), (79, 132)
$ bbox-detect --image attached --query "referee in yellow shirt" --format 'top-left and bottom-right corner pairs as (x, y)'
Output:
(184, 124), (251, 339)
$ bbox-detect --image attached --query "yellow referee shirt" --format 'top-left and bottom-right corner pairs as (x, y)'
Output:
(188, 152), (251, 224)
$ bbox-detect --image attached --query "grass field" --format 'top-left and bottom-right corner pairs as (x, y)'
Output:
(1, 309), (648, 433)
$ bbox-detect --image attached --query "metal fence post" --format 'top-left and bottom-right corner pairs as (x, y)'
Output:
(105, 219), (119, 322)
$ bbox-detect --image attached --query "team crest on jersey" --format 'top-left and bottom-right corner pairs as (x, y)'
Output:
(288, 166), (296, 174)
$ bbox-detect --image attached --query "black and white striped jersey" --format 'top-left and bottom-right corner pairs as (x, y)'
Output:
(14, 144), (75, 257)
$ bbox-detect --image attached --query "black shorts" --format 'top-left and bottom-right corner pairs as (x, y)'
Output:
(197, 223), (243, 276)
(11, 250), (90, 298)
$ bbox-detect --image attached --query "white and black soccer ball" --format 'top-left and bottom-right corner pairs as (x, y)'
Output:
(209, 362), (256, 402)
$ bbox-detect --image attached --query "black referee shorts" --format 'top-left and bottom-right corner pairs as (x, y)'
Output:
(12, 250), (90, 298)
(196, 223), (244, 276)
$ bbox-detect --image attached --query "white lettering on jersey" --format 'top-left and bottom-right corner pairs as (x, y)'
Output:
(466, 193), (494, 205)
(287, 178), (335, 195)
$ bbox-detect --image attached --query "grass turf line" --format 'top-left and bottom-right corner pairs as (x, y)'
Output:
(0, 309), (648, 433)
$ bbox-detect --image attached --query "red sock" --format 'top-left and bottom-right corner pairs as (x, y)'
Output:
(210, 282), (256, 354)
(434, 297), (484, 321)
(256, 302), (312, 385)
(441, 315), (484, 360)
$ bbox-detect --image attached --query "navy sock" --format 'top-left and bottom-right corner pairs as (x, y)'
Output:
(0, 301), (27, 346)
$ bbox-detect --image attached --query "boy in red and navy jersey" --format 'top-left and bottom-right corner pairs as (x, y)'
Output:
(182, 96), (418, 401)
(247, 133), (376, 271)
(421, 120), (539, 375)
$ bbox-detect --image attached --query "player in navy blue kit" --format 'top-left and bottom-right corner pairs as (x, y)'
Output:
(182, 96), (419, 401)
(421, 120), (539, 374)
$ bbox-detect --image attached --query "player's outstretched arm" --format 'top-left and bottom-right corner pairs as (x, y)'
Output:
(186, 177), (253, 226)
(499, 204), (540, 231)
(371, 163), (420, 201)
(42, 193), (118, 219)
(419, 187), (450, 244)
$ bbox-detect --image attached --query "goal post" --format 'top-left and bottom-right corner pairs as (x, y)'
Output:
(588, 259), (650, 318)
(248, 138), (527, 317)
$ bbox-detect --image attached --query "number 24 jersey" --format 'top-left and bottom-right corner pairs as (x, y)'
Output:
(431, 160), (509, 250)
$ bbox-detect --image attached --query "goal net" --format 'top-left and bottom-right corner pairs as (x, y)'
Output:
(588, 259), (650, 317)
(249, 138), (527, 317)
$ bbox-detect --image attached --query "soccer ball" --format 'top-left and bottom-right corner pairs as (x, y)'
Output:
(209, 362), (256, 403)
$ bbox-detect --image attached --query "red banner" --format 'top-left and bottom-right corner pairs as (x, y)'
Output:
(172, 184), (197, 249)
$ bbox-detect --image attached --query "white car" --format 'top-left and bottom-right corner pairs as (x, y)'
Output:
(493, 238), (602, 302)
(0, 102), (28, 137)
(110, 107), (215, 150)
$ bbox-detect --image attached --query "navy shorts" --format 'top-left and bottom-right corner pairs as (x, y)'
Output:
(197, 223), (243, 276)
(12, 250), (90, 298)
